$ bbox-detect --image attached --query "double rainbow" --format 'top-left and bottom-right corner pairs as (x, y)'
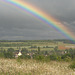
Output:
(5, 0), (75, 41)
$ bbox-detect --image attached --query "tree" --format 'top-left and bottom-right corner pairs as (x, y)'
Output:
(4, 48), (15, 59)
(54, 46), (58, 51)
(70, 49), (75, 59)
(38, 47), (40, 54)
(7, 48), (14, 53)
(44, 51), (48, 55)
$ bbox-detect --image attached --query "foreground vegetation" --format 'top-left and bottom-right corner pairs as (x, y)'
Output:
(0, 58), (75, 75)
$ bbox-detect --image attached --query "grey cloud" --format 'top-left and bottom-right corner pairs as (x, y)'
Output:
(0, 0), (75, 40)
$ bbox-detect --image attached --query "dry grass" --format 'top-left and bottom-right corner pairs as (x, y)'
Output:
(0, 58), (75, 75)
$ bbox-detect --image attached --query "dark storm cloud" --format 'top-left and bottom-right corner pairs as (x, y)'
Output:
(0, 0), (75, 40)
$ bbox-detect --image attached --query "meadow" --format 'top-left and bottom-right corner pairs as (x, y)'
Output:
(0, 58), (75, 75)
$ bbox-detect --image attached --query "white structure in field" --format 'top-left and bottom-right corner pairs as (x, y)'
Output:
(18, 49), (22, 56)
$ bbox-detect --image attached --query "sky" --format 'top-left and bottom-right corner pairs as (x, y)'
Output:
(0, 0), (75, 40)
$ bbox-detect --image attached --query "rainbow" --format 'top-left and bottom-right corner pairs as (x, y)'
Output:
(4, 0), (75, 41)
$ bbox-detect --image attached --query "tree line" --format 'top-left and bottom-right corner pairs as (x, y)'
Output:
(0, 47), (75, 61)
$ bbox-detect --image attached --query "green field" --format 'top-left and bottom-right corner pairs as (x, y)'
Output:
(0, 40), (75, 51)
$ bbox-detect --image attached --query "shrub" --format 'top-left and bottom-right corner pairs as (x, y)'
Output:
(57, 56), (61, 61)
(35, 55), (51, 62)
(18, 55), (31, 59)
(44, 56), (50, 62)
(50, 54), (57, 60)
(0, 52), (4, 58)
(7, 48), (15, 53)
(4, 52), (14, 59)
(64, 56), (71, 62)
(16, 57), (22, 64)
(35, 55), (44, 61)
(61, 53), (71, 59)
(3, 48), (15, 59)
(69, 61), (75, 69)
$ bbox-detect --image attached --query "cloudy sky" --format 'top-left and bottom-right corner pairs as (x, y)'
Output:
(0, 0), (75, 40)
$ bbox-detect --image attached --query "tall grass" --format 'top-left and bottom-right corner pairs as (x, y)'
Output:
(0, 58), (75, 75)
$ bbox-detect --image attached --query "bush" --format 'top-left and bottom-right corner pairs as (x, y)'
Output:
(44, 56), (50, 62)
(0, 52), (4, 58)
(7, 48), (14, 53)
(35, 55), (44, 61)
(18, 55), (31, 59)
(61, 53), (71, 59)
(4, 52), (14, 59)
(16, 57), (22, 64)
(57, 56), (61, 61)
(64, 56), (71, 62)
(3, 48), (15, 59)
(35, 55), (50, 62)
(50, 54), (57, 60)
(69, 61), (75, 69)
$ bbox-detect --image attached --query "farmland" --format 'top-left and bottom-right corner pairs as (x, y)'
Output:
(0, 40), (75, 51)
